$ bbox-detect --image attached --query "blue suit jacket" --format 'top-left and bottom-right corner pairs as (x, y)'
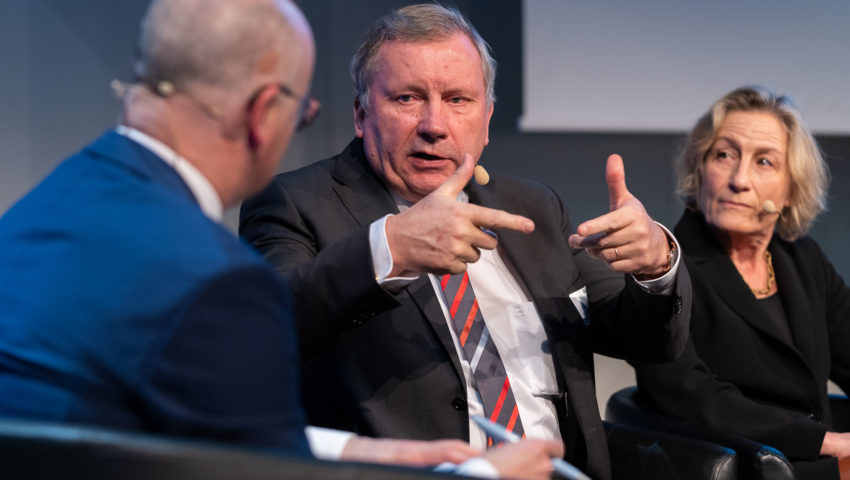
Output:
(0, 131), (309, 455)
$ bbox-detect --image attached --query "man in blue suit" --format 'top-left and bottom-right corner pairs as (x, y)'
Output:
(0, 0), (318, 456)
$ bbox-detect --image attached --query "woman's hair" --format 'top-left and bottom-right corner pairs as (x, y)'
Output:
(676, 85), (828, 240)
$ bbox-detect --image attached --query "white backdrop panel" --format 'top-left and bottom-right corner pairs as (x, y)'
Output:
(521, 0), (850, 134)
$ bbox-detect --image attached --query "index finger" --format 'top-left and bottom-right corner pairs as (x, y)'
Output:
(467, 204), (535, 234)
(575, 208), (630, 238)
(433, 153), (475, 199)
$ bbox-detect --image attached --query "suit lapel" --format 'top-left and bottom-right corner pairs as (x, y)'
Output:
(408, 275), (467, 381)
(676, 211), (811, 358)
(772, 244), (816, 367)
(466, 180), (577, 302)
(330, 140), (399, 227)
(331, 140), (465, 382)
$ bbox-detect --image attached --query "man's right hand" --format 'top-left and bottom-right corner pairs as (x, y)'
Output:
(482, 439), (565, 480)
(385, 153), (535, 277)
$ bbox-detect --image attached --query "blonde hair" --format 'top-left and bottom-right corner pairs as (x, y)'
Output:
(676, 86), (828, 240)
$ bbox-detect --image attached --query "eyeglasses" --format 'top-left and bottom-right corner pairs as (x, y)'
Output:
(248, 83), (321, 132)
(276, 84), (321, 132)
(116, 78), (320, 132)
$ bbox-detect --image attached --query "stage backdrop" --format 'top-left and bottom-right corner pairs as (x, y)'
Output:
(521, 0), (850, 134)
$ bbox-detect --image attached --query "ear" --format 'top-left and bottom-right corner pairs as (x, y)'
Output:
(353, 96), (366, 139)
(483, 101), (494, 146)
(246, 84), (284, 151)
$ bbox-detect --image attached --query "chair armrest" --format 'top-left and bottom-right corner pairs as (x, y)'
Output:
(604, 421), (738, 480)
(0, 417), (468, 480)
(606, 387), (796, 480)
(829, 394), (850, 431)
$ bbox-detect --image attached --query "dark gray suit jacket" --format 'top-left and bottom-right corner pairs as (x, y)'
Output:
(240, 139), (691, 480)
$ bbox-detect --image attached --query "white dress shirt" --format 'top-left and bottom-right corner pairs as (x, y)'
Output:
(370, 191), (680, 450)
(116, 126), (223, 222)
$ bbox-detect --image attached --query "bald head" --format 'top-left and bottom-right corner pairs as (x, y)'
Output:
(127, 0), (315, 208)
(135, 0), (313, 97)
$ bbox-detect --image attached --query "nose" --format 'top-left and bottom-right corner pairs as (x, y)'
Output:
(728, 159), (752, 193)
(416, 101), (448, 142)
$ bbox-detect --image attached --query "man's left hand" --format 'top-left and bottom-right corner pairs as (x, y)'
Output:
(568, 154), (670, 278)
(341, 436), (479, 466)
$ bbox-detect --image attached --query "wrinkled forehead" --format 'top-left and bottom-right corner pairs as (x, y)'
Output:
(369, 34), (486, 87)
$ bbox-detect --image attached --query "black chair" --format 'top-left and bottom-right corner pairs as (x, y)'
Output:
(0, 417), (470, 480)
(605, 386), (796, 480)
(604, 421), (738, 480)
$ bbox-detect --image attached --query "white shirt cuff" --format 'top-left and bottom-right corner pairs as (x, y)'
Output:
(632, 222), (681, 295)
(305, 426), (355, 461)
(369, 214), (419, 288)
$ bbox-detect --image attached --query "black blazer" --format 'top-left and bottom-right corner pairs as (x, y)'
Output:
(635, 209), (850, 476)
(240, 139), (691, 480)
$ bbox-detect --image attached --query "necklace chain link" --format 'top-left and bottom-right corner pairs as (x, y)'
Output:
(751, 250), (775, 296)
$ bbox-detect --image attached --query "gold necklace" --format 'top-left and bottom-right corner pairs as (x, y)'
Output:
(751, 250), (775, 296)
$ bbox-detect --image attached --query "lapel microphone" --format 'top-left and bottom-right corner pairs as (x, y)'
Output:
(111, 78), (222, 121)
(473, 164), (490, 185)
(762, 200), (781, 216)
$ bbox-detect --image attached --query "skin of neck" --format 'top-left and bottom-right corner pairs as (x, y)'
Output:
(710, 222), (776, 289)
(120, 85), (251, 209)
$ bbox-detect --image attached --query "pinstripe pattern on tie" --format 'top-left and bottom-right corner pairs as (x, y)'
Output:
(440, 272), (524, 441)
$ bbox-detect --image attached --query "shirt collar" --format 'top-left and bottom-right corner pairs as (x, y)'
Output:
(116, 125), (223, 222)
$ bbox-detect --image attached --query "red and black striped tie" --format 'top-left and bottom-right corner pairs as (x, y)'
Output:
(440, 272), (524, 442)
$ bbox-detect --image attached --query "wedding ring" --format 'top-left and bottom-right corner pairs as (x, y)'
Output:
(614, 248), (620, 261)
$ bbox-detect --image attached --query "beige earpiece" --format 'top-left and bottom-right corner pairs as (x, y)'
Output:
(762, 200), (779, 215)
(474, 164), (490, 185)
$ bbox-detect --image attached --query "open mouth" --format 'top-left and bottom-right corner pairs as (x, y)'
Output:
(411, 152), (445, 161)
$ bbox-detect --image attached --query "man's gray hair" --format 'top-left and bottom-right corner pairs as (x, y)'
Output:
(134, 0), (294, 94)
(350, 3), (497, 112)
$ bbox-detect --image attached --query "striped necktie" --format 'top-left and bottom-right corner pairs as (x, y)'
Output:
(440, 272), (524, 441)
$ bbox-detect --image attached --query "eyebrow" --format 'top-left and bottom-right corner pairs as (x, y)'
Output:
(713, 136), (784, 156)
(712, 136), (741, 151)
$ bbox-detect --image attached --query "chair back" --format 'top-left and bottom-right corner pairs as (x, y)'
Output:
(0, 417), (458, 480)
(606, 387), (796, 480)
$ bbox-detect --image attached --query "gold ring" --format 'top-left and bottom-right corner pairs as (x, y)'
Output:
(614, 248), (620, 261)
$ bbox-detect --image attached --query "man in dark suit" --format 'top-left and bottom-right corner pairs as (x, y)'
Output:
(0, 1), (565, 476)
(240, 4), (692, 479)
